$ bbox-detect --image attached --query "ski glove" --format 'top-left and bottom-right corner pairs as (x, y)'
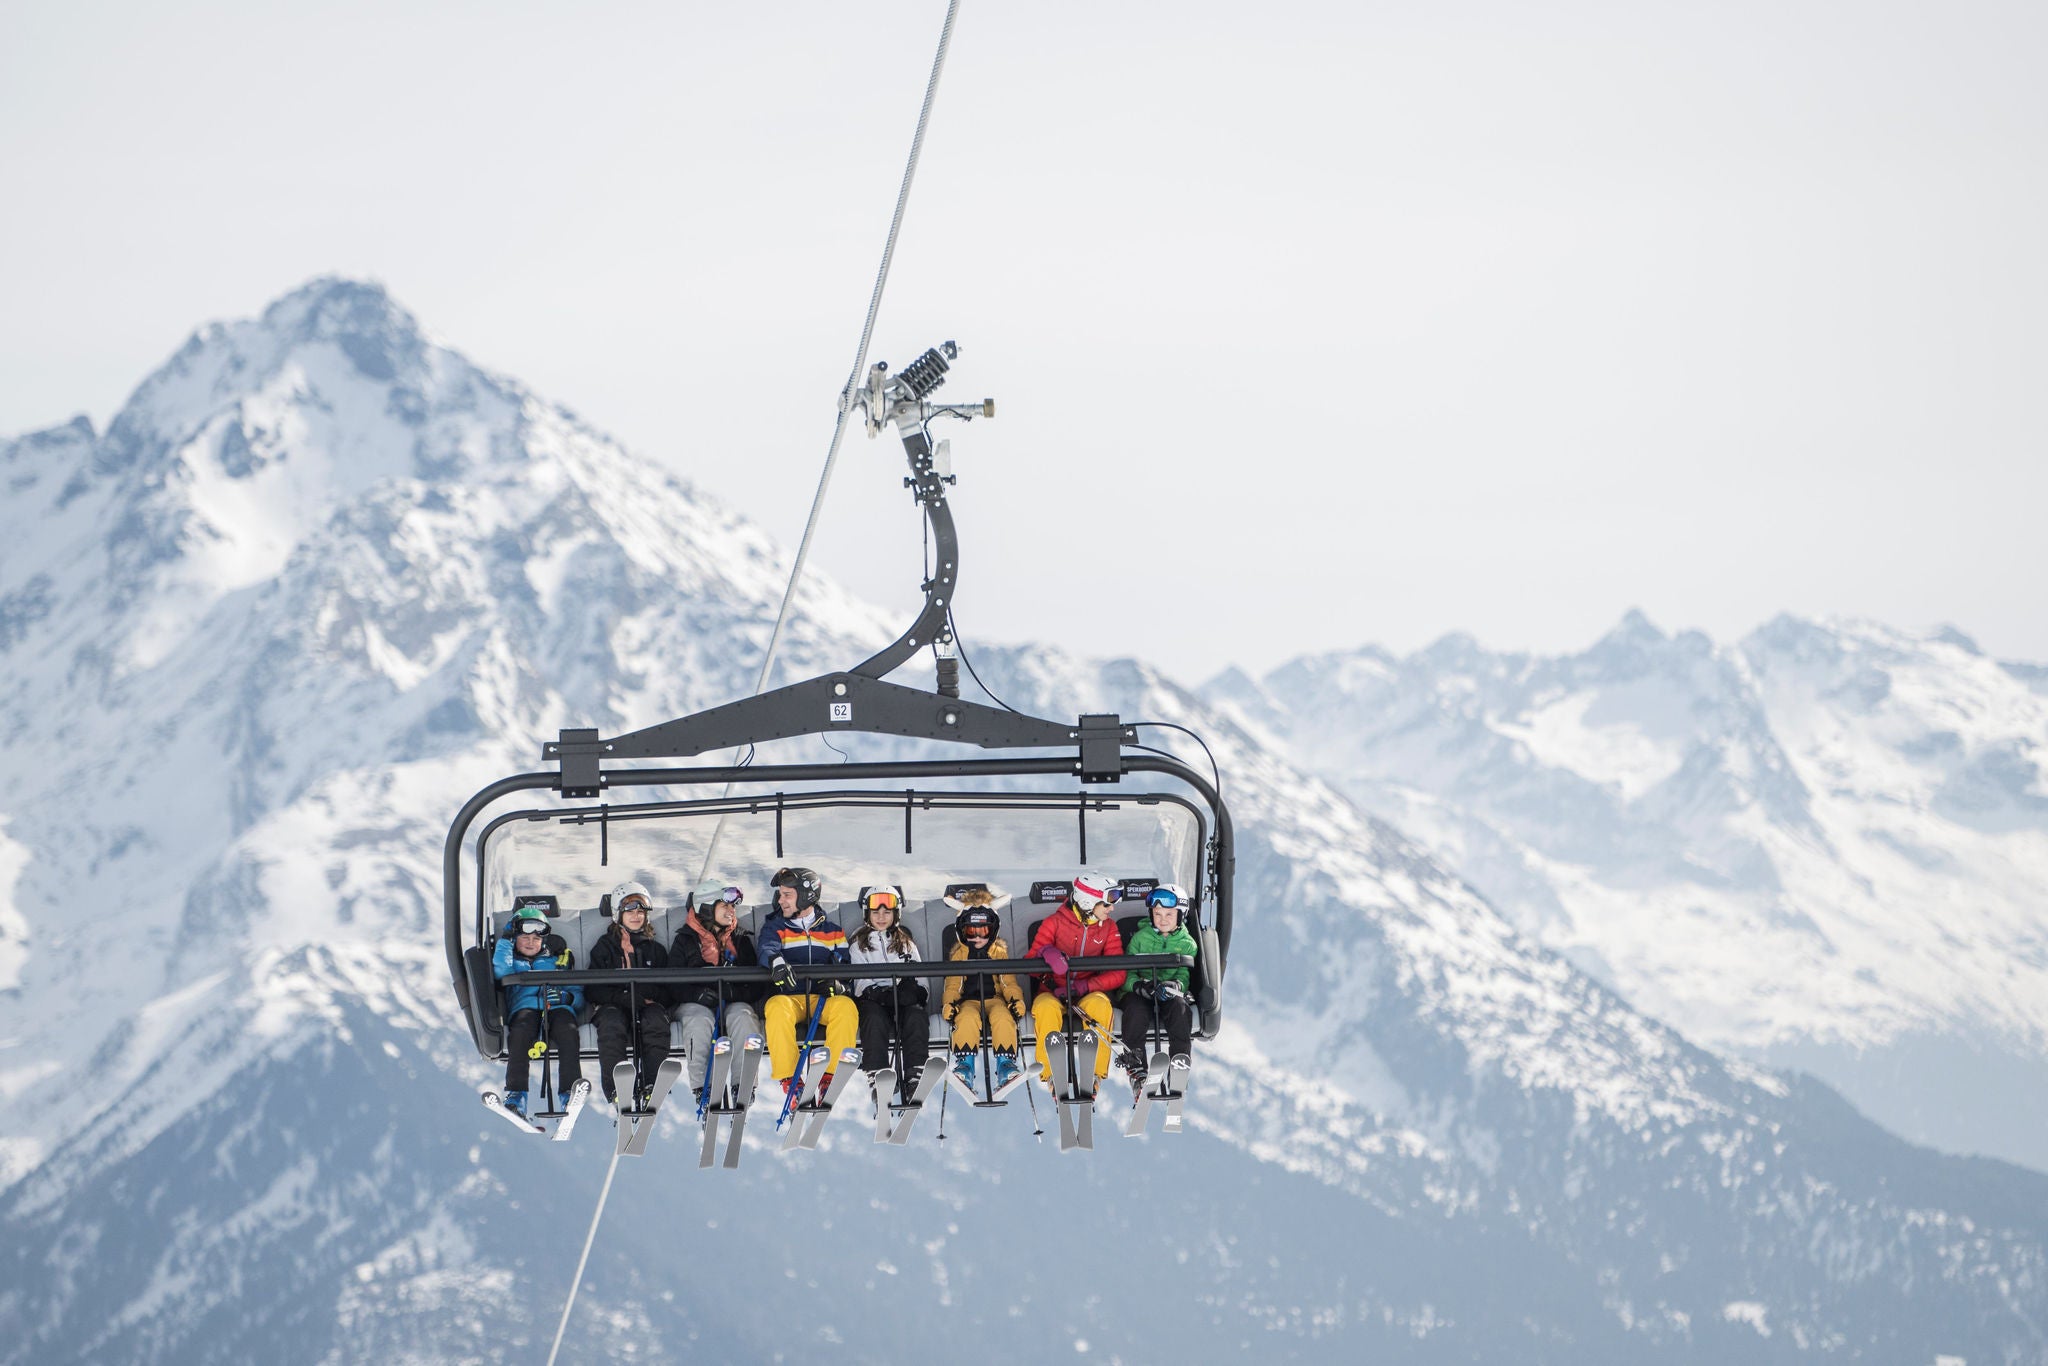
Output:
(1040, 946), (1069, 978)
(771, 958), (797, 993)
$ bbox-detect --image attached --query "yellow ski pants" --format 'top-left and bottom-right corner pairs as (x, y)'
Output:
(764, 993), (859, 1080)
(1031, 990), (1113, 1083)
(951, 999), (1020, 1053)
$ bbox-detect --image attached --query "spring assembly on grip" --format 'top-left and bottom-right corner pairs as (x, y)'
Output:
(895, 345), (952, 400)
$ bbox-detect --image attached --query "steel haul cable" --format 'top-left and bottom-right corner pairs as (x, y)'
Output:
(694, 0), (963, 881)
(545, 6), (964, 1362)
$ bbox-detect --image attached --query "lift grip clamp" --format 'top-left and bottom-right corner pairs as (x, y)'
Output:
(1077, 713), (1131, 784)
(550, 728), (605, 798)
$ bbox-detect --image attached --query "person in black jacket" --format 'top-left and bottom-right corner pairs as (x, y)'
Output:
(669, 879), (767, 1099)
(589, 881), (672, 1110)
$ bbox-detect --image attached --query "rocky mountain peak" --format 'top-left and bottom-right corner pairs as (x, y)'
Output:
(255, 276), (427, 384)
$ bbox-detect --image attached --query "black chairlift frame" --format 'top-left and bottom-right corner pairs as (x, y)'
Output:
(442, 344), (1235, 1059)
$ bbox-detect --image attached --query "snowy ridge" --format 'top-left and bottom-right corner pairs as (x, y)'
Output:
(0, 277), (893, 1191)
(2, 281), (2044, 1362)
(1210, 610), (2048, 1169)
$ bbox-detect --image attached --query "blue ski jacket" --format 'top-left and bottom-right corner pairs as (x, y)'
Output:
(756, 910), (851, 995)
(493, 934), (585, 1016)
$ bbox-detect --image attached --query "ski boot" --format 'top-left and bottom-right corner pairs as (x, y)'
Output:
(992, 1049), (1020, 1091)
(952, 1049), (977, 1088)
(504, 1090), (529, 1119)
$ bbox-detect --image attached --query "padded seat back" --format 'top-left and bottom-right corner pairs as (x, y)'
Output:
(900, 900), (945, 1003)
(1115, 914), (1143, 953)
(729, 902), (766, 941)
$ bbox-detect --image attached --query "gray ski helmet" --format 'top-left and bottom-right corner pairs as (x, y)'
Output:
(771, 866), (822, 913)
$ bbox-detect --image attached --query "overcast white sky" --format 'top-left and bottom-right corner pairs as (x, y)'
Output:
(4, 1), (2044, 681)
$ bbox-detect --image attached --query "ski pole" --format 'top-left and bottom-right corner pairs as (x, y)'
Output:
(697, 993), (726, 1120)
(775, 994), (827, 1131)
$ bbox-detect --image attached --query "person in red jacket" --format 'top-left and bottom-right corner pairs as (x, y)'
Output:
(1027, 871), (1126, 1089)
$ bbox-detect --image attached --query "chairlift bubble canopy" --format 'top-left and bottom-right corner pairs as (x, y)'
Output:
(441, 343), (1235, 1069)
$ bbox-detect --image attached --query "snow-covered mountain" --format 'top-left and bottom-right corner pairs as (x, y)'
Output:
(3, 279), (2045, 1363)
(1205, 611), (2048, 1172)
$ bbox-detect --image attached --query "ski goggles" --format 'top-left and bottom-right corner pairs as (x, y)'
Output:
(511, 919), (548, 937)
(863, 890), (902, 912)
(697, 886), (743, 907)
(617, 897), (651, 915)
(1145, 887), (1182, 911)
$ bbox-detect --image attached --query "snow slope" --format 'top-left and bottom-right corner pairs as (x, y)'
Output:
(1, 281), (2044, 1363)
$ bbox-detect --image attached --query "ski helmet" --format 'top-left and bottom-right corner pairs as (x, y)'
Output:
(611, 881), (652, 916)
(692, 880), (744, 913)
(1145, 883), (1189, 928)
(860, 885), (904, 922)
(771, 866), (822, 913)
(1070, 872), (1114, 914)
(955, 905), (998, 942)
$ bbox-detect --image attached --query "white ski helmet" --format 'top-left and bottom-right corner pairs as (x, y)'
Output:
(611, 881), (652, 914)
(1146, 883), (1190, 927)
(693, 879), (744, 911)
(1070, 872), (1114, 913)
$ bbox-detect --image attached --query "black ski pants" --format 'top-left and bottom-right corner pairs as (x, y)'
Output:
(595, 1000), (672, 1101)
(505, 1006), (582, 1095)
(856, 985), (931, 1078)
(1120, 989), (1194, 1060)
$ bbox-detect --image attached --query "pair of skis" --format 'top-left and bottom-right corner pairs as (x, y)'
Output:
(941, 1052), (1030, 1108)
(869, 1055), (950, 1144)
(612, 1057), (686, 1156)
(777, 1045), (862, 1151)
(481, 1077), (593, 1141)
(1125, 1053), (1193, 1138)
(697, 1034), (766, 1170)
(1045, 1032), (1102, 1152)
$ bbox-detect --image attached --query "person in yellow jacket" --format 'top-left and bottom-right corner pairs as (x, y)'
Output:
(940, 892), (1025, 1091)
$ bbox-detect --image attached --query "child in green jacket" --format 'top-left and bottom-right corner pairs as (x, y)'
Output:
(1117, 883), (1199, 1091)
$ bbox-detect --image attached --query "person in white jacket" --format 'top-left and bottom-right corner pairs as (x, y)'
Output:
(847, 885), (931, 1099)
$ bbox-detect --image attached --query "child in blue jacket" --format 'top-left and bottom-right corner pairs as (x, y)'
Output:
(492, 911), (585, 1118)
